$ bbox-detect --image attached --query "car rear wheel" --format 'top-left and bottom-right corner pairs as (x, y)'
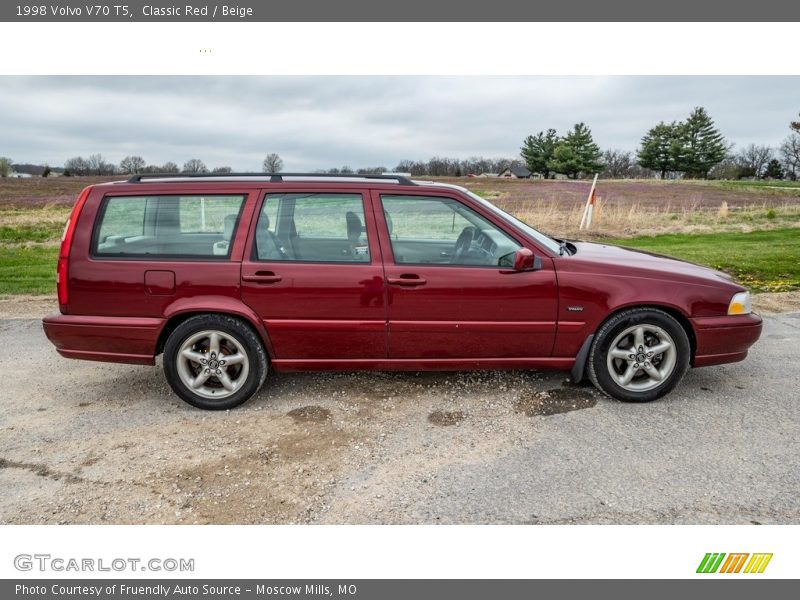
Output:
(588, 308), (690, 402)
(163, 314), (268, 410)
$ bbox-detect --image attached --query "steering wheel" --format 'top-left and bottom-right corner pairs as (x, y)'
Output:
(452, 226), (477, 263)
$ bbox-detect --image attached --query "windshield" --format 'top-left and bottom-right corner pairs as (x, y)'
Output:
(462, 189), (563, 255)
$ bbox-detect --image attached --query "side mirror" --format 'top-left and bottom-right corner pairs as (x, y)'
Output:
(513, 247), (539, 271)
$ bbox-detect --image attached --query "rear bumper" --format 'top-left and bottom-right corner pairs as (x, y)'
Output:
(691, 313), (763, 368)
(42, 314), (164, 365)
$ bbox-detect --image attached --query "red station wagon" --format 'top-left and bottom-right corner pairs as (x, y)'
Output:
(43, 173), (763, 410)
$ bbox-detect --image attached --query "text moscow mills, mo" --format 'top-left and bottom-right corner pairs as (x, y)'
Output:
(16, 583), (360, 597)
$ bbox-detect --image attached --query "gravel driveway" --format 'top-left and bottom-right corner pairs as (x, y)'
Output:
(1, 311), (798, 525)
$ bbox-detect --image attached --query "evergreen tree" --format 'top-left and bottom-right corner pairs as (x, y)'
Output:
(547, 123), (603, 178)
(674, 107), (729, 178)
(763, 159), (784, 180)
(637, 122), (680, 178)
(0, 156), (14, 177)
(520, 129), (559, 178)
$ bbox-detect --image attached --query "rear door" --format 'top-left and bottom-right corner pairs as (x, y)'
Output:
(241, 189), (387, 360)
(70, 188), (252, 320)
(373, 191), (558, 359)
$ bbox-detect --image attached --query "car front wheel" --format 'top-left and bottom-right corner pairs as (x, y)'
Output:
(588, 308), (690, 402)
(163, 314), (268, 410)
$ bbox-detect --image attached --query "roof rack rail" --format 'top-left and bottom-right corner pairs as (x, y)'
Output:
(126, 172), (417, 186)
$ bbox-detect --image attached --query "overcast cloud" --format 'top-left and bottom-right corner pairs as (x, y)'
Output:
(1, 76), (798, 170)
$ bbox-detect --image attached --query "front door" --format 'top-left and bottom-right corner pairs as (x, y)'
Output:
(241, 190), (387, 360)
(375, 192), (558, 359)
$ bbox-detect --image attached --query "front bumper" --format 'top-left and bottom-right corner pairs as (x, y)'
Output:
(42, 314), (164, 365)
(690, 313), (763, 368)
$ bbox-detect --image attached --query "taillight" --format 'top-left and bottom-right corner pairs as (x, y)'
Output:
(57, 257), (69, 304)
(57, 186), (92, 307)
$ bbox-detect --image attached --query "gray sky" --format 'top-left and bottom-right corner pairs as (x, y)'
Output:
(1, 76), (798, 170)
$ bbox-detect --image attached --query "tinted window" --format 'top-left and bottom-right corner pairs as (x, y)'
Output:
(94, 195), (245, 258)
(382, 195), (521, 266)
(255, 193), (369, 263)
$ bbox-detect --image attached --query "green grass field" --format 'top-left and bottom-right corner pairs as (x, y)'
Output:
(0, 223), (64, 243)
(0, 246), (58, 295)
(609, 228), (800, 293)
(713, 179), (800, 191)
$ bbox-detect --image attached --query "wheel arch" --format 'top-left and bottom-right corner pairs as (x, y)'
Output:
(598, 303), (696, 359)
(155, 297), (274, 359)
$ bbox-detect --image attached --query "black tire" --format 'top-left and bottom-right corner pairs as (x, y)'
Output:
(163, 314), (268, 410)
(588, 308), (690, 403)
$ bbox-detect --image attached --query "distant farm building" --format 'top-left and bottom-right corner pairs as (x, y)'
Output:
(498, 166), (533, 179)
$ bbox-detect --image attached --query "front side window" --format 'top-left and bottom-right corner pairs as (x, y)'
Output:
(381, 195), (521, 267)
(93, 194), (245, 258)
(255, 193), (370, 263)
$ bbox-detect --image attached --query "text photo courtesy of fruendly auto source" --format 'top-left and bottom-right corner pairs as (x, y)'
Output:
(0, 76), (798, 525)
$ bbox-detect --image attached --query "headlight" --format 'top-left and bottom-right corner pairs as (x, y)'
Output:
(728, 291), (752, 315)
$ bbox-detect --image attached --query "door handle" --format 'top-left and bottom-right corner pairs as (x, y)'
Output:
(242, 271), (283, 284)
(386, 274), (427, 287)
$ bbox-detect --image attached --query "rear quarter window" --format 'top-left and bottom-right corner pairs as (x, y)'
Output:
(93, 194), (246, 259)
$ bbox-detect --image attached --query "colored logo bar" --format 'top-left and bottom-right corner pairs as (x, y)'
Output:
(697, 553), (773, 574)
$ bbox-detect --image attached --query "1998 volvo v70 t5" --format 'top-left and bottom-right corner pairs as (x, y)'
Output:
(42, 173), (762, 409)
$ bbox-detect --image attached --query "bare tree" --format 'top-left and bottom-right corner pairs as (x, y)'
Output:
(119, 155), (146, 174)
(262, 153), (284, 173)
(0, 156), (12, 177)
(709, 157), (743, 180)
(88, 153), (113, 175)
(393, 156), (520, 177)
(182, 159), (208, 174)
(780, 133), (800, 180)
(64, 156), (91, 176)
(212, 166), (233, 174)
(737, 144), (773, 178)
(161, 161), (180, 174)
(601, 149), (635, 178)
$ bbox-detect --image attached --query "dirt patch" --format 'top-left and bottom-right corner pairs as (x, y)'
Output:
(752, 291), (800, 315)
(0, 295), (58, 319)
(0, 457), (82, 483)
(287, 406), (331, 423)
(168, 424), (355, 524)
(428, 410), (466, 426)
(514, 388), (597, 417)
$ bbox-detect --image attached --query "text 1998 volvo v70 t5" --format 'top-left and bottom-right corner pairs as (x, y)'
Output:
(42, 173), (762, 409)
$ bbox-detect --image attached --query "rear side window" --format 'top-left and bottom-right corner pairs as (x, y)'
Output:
(93, 195), (246, 258)
(255, 193), (370, 263)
